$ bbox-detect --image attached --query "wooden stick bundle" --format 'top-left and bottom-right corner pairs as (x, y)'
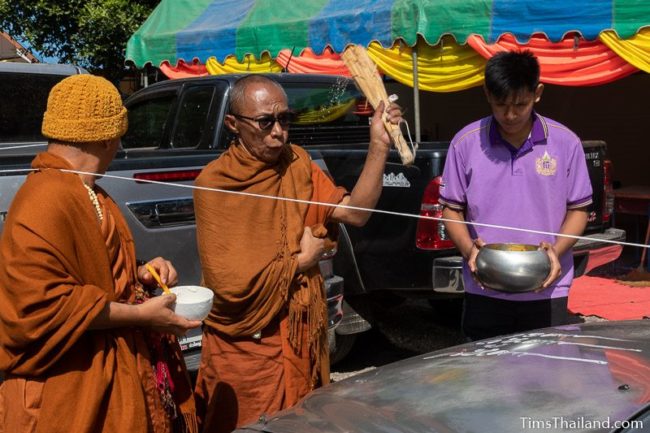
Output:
(341, 44), (415, 165)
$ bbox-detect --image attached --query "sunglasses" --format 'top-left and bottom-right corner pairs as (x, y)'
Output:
(232, 111), (297, 131)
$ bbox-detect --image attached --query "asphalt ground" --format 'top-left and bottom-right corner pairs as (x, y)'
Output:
(330, 297), (466, 381)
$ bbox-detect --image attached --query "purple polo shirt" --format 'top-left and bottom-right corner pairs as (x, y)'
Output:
(439, 113), (593, 301)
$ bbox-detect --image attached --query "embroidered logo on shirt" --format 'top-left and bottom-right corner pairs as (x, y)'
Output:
(535, 151), (557, 176)
(383, 172), (411, 188)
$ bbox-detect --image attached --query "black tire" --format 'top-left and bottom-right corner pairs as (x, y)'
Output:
(329, 330), (357, 365)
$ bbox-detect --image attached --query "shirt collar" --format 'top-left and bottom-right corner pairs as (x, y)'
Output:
(530, 112), (548, 143)
(489, 112), (548, 153)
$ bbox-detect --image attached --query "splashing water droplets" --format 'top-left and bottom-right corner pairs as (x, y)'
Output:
(328, 76), (349, 107)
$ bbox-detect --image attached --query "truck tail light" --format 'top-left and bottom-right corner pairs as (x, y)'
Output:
(602, 159), (614, 224)
(416, 176), (455, 250)
(134, 169), (202, 183)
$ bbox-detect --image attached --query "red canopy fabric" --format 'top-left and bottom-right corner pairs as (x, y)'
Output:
(159, 59), (208, 78)
(275, 47), (351, 76)
(467, 33), (639, 86)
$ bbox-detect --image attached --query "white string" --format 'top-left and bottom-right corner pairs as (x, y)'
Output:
(400, 118), (419, 157)
(3, 167), (643, 250)
(0, 143), (47, 151)
(387, 94), (418, 158)
(0, 168), (35, 174)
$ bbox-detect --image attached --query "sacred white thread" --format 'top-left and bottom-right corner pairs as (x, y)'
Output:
(0, 166), (646, 250)
(0, 143), (47, 151)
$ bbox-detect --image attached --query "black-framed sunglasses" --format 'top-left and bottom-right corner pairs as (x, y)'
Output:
(231, 111), (297, 131)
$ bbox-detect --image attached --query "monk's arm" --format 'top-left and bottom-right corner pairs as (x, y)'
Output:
(330, 101), (402, 227)
(89, 294), (201, 336)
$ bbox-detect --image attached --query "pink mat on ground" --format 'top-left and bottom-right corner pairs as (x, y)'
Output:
(568, 275), (650, 320)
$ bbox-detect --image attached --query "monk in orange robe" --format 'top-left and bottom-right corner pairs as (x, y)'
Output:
(0, 75), (201, 433)
(193, 75), (402, 433)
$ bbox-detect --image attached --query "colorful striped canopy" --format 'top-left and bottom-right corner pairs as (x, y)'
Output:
(126, 0), (650, 91)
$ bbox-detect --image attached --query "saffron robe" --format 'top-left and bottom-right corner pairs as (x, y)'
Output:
(0, 152), (197, 433)
(193, 143), (346, 433)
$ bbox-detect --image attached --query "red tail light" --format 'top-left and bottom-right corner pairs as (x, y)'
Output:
(416, 176), (455, 250)
(602, 159), (614, 224)
(134, 169), (202, 183)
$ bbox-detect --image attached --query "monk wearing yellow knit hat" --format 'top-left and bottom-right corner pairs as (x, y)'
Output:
(0, 74), (200, 433)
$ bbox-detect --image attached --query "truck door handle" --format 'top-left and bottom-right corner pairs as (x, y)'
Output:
(155, 200), (195, 224)
(127, 198), (195, 228)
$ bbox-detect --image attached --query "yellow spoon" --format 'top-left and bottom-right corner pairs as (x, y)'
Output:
(145, 263), (172, 295)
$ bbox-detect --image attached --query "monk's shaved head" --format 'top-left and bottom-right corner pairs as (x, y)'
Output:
(229, 75), (287, 114)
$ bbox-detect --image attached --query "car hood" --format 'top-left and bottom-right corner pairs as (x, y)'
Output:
(238, 320), (650, 433)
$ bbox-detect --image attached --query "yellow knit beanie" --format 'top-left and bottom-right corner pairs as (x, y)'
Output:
(42, 74), (128, 143)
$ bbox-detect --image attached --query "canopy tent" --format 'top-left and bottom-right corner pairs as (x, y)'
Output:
(128, 0), (650, 87)
(126, 0), (650, 139)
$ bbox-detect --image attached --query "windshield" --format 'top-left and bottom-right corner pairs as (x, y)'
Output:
(283, 80), (371, 146)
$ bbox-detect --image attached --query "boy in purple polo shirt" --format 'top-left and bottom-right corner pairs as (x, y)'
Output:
(439, 50), (592, 341)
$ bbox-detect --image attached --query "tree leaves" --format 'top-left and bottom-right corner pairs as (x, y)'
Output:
(0, 0), (159, 82)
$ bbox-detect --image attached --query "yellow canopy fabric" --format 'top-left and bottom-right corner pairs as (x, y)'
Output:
(205, 53), (282, 74)
(204, 38), (486, 93)
(367, 37), (486, 93)
(600, 28), (650, 73)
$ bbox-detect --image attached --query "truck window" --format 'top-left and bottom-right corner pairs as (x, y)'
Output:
(122, 94), (177, 149)
(171, 86), (215, 148)
(284, 81), (370, 146)
(0, 72), (68, 143)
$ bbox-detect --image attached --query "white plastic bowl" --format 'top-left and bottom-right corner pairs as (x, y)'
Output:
(170, 285), (214, 321)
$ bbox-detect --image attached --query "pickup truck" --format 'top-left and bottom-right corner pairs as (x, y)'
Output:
(0, 66), (625, 365)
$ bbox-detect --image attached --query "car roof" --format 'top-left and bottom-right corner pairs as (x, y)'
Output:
(242, 320), (650, 433)
(0, 62), (86, 76)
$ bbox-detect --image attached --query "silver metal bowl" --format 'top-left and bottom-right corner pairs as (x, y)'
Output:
(475, 243), (551, 292)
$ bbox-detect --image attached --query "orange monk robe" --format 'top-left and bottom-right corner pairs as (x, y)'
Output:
(0, 152), (197, 433)
(193, 143), (347, 433)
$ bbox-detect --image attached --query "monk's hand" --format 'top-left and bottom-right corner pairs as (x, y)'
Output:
(369, 99), (403, 154)
(297, 227), (325, 272)
(138, 294), (202, 336)
(538, 242), (562, 291)
(137, 257), (178, 287)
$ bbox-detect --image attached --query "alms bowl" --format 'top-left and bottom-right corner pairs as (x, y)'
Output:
(170, 285), (214, 321)
(475, 243), (551, 293)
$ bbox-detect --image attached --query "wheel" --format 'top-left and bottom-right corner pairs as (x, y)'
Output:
(328, 329), (357, 365)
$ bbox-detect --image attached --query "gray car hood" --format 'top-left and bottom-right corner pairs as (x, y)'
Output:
(238, 320), (650, 433)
